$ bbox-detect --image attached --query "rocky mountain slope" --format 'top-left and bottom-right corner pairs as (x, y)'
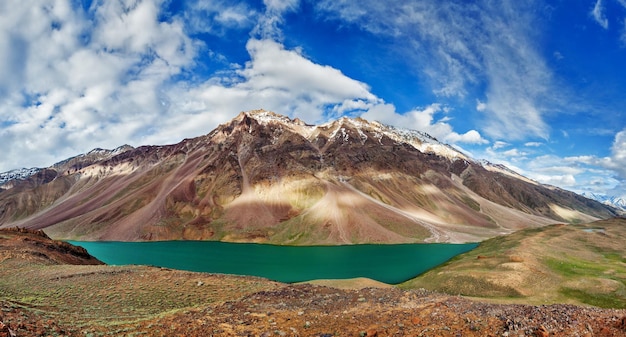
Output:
(0, 110), (617, 243)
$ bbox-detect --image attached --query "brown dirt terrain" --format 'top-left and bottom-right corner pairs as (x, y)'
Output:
(1, 228), (626, 336)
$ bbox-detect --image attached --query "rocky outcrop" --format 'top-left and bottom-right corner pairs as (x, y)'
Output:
(0, 227), (102, 265)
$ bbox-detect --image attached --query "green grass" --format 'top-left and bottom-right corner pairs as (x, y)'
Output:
(603, 253), (626, 263)
(401, 220), (626, 308)
(543, 257), (609, 278)
(559, 288), (626, 309)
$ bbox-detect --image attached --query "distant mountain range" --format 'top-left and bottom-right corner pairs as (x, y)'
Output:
(581, 192), (626, 212)
(0, 110), (618, 244)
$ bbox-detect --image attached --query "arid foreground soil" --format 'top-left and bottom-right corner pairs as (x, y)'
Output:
(2, 285), (626, 337)
(1, 228), (626, 336)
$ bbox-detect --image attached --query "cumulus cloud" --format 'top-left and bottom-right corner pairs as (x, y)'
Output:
(607, 129), (626, 179)
(362, 104), (489, 145)
(161, 37), (484, 147)
(158, 38), (381, 143)
(0, 0), (198, 170)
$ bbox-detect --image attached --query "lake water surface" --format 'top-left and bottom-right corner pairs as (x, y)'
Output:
(69, 241), (477, 284)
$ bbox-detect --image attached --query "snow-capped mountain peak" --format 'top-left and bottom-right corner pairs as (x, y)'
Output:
(582, 192), (626, 212)
(243, 110), (469, 161)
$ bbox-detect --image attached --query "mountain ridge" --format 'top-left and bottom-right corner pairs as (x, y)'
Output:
(0, 110), (617, 243)
(582, 192), (626, 212)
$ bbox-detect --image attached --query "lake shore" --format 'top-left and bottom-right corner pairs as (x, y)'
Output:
(2, 227), (626, 336)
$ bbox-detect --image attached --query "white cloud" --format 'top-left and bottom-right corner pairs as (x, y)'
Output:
(0, 0), (199, 171)
(563, 130), (626, 181)
(159, 36), (486, 147)
(264, 0), (300, 13)
(157, 38), (382, 143)
(502, 149), (528, 157)
(253, 0), (300, 39)
(316, 0), (556, 141)
(445, 130), (487, 144)
(589, 0), (626, 46)
(362, 103), (488, 145)
(533, 174), (577, 187)
(183, 0), (258, 34)
(492, 141), (509, 150)
(473, 129), (625, 197)
(539, 129), (626, 194)
(476, 100), (487, 112)
(241, 39), (376, 103)
(591, 0), (609, 29)
(608, 129), (626, 179)
(532, 165), (584, 176)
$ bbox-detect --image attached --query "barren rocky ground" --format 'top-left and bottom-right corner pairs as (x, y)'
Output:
(1, 227), (626, 336)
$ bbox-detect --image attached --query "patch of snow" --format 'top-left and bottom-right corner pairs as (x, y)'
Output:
(245, 109), (293, 126)
(380, 125), (469, 160)
(0, 167), (41, 185)
(245, 109), (469, 160)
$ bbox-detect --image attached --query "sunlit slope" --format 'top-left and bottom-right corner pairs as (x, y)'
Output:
(401, 218), (626, 308)
(0, 110), (617, 243)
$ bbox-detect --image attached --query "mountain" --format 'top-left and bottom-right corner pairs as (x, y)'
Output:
(0, 110), (617, 244)
(582, 192), (626, 212)
(0, 146), (134, 190)
(0, 167), (41, 187)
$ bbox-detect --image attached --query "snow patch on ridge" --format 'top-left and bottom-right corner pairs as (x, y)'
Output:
(0, 167), (41, 185)
(247, 111), (470, 161)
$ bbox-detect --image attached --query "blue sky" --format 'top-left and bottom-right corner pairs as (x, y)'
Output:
(0, 0), (625, 198)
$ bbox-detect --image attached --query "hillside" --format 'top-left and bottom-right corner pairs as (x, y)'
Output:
(1, 228), (626, 336)
(0, 110), (617, 243)
(401, 217), (626, 309)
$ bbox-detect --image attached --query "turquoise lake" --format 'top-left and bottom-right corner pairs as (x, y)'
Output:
(68, 241), (478, 284)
